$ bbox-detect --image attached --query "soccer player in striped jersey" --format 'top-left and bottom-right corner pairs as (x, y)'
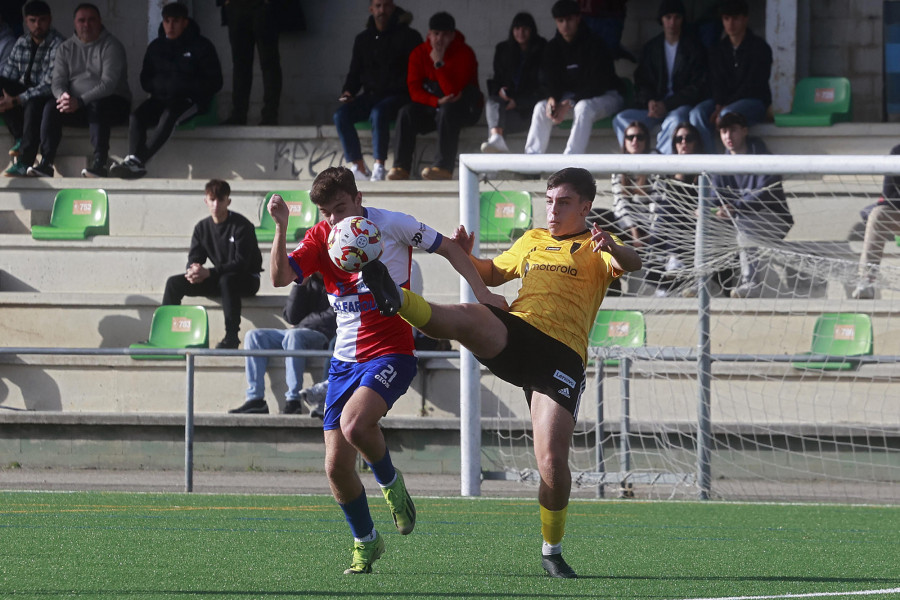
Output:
(267, 166), (506, 574)
(365, 167), (642, 578)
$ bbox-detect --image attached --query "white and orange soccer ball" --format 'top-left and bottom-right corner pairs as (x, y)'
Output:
(326, 216), (384, 272)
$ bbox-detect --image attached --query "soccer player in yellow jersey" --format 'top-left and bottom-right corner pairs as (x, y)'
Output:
(363, 167), (642, 578)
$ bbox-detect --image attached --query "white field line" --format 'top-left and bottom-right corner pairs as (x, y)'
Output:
(676, 587), (900, 600)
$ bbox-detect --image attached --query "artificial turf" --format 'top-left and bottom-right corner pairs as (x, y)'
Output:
(1, 490), (898, 599)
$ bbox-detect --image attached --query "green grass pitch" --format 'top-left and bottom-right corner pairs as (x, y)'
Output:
(1, 490), (899, 599)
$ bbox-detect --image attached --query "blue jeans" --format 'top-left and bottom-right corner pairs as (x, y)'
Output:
(244, 327), (330, 401)
(613, 105), (693, 154)
(333, 93), (407, 163)
(689, 98), (768, 154)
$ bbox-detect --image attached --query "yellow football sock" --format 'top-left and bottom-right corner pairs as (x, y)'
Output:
(398, 288), (432, 329)
(540, 505), (568, 546)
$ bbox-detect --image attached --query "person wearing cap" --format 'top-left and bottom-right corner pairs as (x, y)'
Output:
(689, 0), (772, 153)
(612, 0), (707, 154)
(524, 0), (623, 155)
(710, 111), (792, 298)
(387, 11), (482, 181)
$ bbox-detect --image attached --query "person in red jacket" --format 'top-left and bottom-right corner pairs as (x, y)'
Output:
(386, 12), (482, 181)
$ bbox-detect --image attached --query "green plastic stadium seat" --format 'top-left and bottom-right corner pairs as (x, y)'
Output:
(560, 78), (634, 131)
(773, 77), (852, 127)
(177, 96), (219, 131)
(480, 191), (532, 243)
(791, 313), (873, 371)
(353, 120), (394, 131)
(256, 190), (318, 243)
(130, 305), (209, 360)
(31, 188), (109, 240)
(589, 309), (646, 366)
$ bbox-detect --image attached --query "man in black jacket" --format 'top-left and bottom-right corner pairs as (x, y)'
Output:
(229, 273), (337, 414)
(612, 0), (707, 153)
(333, 0), (421, 182)
(689, 0), (772, 153)
(524, 0), (622, 155)
(109, 3), (221, 179)
(162, 179), (262, 349)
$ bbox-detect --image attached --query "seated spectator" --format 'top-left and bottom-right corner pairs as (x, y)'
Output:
(229, 272), (337, 415)
(333, 0), (422, 182)
(689, 0), (772, 153)
(578, 0), (635, 62)
(852, 144), (900, 300)
(162, 179), (262, 349)
(108, 2), (221, 180)
(613, 0), (707, 154)
(480, 12), (546, 154)
(711, 112), (792, 299)
(0, 0), (63, 177)
(0, 16), (15, 65)
(27, 3), (130, 178)
(525, 0), (623, 156)
(387, 11), (482, 181)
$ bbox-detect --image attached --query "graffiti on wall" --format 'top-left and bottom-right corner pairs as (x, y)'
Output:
(274, 139), (437, 180)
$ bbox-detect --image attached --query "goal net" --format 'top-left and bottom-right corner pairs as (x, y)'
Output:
(456, 153), (900, 504)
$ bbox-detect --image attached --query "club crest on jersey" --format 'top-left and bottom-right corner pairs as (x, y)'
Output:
(553, 369), (576, 388)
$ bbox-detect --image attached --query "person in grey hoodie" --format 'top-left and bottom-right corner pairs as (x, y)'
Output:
(27, 2), (130, 178)
(711, 111), (793, 298)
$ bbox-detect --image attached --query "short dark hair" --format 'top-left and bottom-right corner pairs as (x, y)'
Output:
(428, 12), (455, 32)
(547, 167), (596, 203)
(161, 2), (189, 20)
(205, 179), (231, 200)
(657, 0), (686, 22)
(23, 0), (51, 17)
(310, 166), (359, 207)
(551, 0), (580, 19)
(73, 3), (101, 18)
(717, 111), (748, 130)
(719, 0), (749, 17)
(509, 12), (538, 41)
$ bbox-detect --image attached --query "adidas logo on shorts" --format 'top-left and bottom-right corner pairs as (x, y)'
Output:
(558, 387), (571, 398)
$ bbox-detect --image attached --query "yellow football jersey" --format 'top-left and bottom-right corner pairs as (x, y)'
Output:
(492, 228), (624, 363)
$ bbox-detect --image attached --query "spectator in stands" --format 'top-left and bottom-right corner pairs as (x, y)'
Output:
(852, 144), (900, 300)
(0, 16), (15, 65)
(0, 0), (63, 177)
(229, 272), (337, 414)
(162, 179), (263, 349)
(711, 112), (792, 299)
(613, 0), (707, 154)
(26, 3), (130, 178)
(689, 0), (773, 153)
(217, 0), (284, 125)
(578, 0), (634, 62)
(525, 0), (622, 156)
(386, 11), (482, 181)
(108, 3), (221, 180)
(333, 0), (422, 182)
(480, 12), (546, 154)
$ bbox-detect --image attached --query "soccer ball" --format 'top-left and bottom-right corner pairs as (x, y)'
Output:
(327, 216), (384, 272)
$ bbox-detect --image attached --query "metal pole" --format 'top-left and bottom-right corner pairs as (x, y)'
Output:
(185, 352), (195, 493)
(696, 175), (713, 499)
(595, 360), (605, 498)
(619, 356), (632, 498)
(459, 163), (482, 496)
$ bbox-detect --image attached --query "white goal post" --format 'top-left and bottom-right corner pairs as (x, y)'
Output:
(456, 153), (900, 500)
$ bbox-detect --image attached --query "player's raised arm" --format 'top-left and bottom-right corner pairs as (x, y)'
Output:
(435, 234), (509, 310)
(590, 223), (642, 273)
(268, 194), (298, 288)
(450, 224), (508, 287)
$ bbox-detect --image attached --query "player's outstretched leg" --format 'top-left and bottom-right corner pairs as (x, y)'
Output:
(344, 531), (386, 574)
(362, 259), (402, 316)
(541, 552), (577, 579)
(381, 468), (416, 535)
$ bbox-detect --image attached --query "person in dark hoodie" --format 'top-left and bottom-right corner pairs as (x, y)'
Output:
(711, 112), (792, 298)
(479, 11), (546, 154)
(333, 0), (422, 182)
(689, 0), (772, 153)
(524, 0), (622, 155)
(109, 2), (221, 179)
(386, 11), (482, 181)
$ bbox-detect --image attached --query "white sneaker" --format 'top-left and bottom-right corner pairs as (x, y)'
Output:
(370, 163), (386, 181)
(480, 134), (510, 154)
(665, 255), (685, 272)
(349, 163), (370, 181)
(730, 282), (763, 298)
(852, 284), (875, 300)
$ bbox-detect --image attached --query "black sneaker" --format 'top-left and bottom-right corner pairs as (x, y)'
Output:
(26, 161), (54, 177)
(82, 157), (108, 178)
(541, 553), (577, 579)
(361, 259), (401, 317)
(216, 335), (240, 349)
(283, 399), (303, 414)
(109, 155), (147, 179)
(228, 399), (269, 414)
